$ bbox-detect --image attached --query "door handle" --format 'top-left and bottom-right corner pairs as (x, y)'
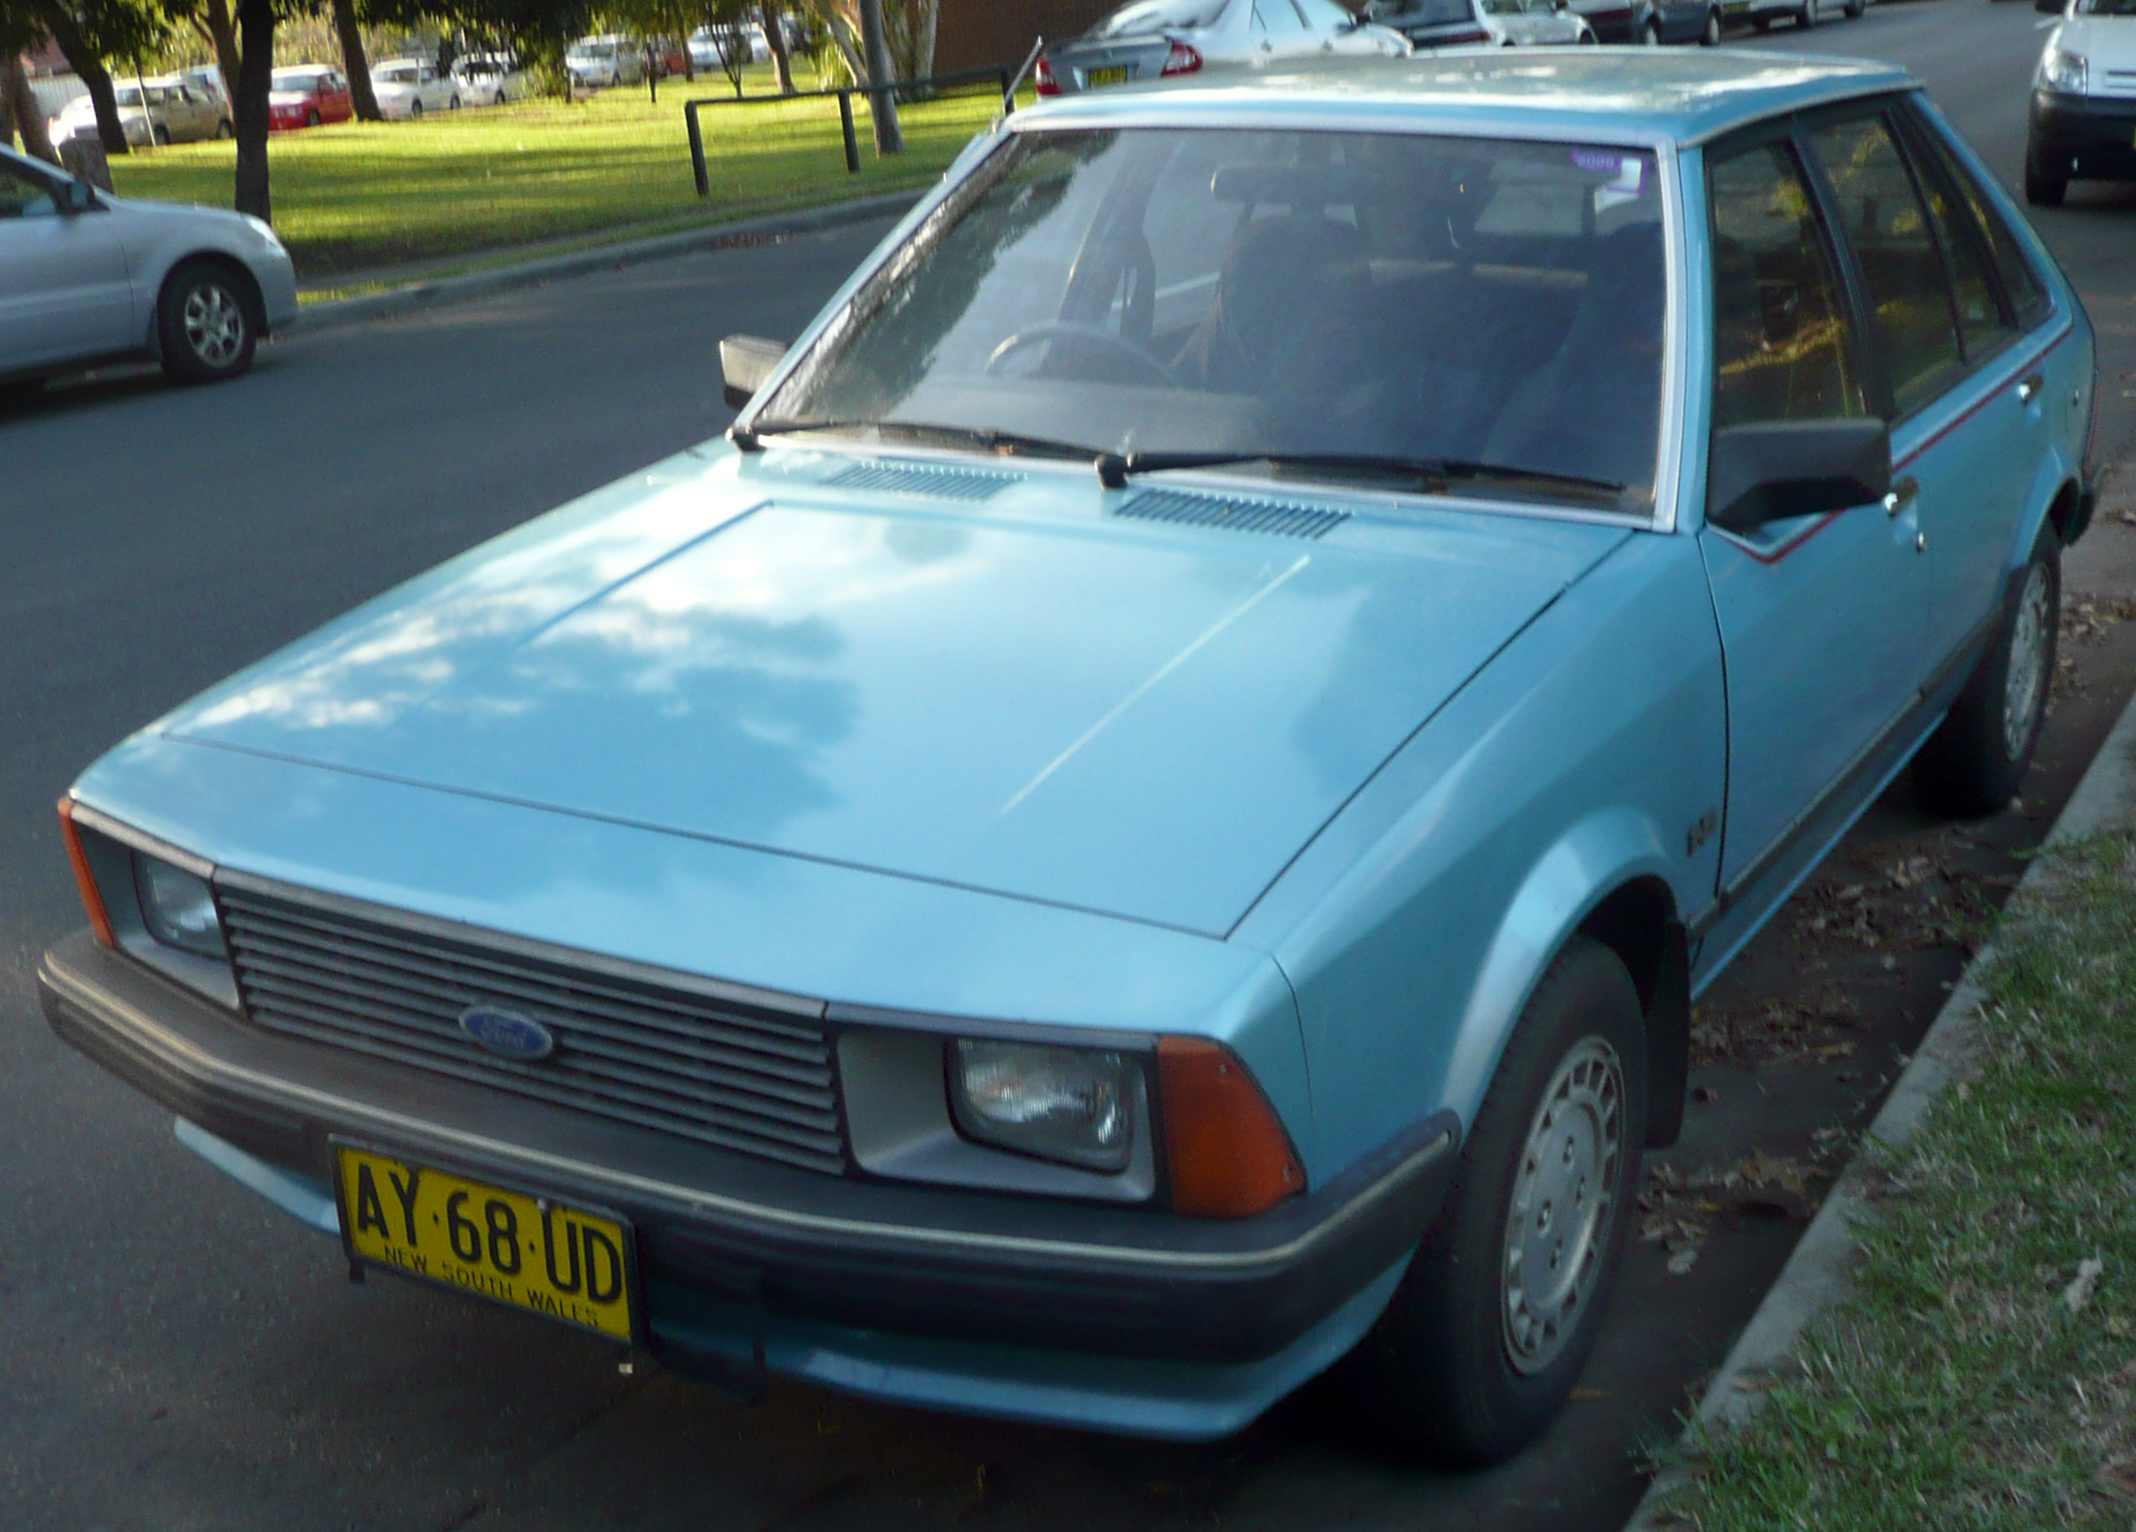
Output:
(2017, 372), (2045, 405)
(1883, 475), (1920, 517)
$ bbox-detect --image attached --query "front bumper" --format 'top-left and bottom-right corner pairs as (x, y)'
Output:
(39, 932), (1455, 1437)
(2030, 89), (2136, 179)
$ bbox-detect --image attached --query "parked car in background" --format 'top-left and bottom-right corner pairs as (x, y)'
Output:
(52, 77), (230, 147)
(2025, 0), (2136, 204)
(37, 50), (2094, 1467)
(268, 65), (353, 130)
(450, 52), (530, 106)
(1037, 0), (1409, 94)
(1374, 0), (1595, 45)
(566, 35), (646, 88)
(689, 22), (770, 69)
(0, 143), (295, 394)
(177, 65), (229, 113)
(645, 37), (690, 77)
(370, 59), (460, 118)
(1744, 0), (1861, 30)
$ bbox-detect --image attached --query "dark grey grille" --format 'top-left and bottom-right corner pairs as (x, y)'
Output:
(217, 888), (846, 1175)
(1114, 488), (1348, 540)
(825, 461), (1022, 501)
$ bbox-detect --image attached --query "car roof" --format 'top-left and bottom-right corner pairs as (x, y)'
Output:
(1016, 48), (1916, 147)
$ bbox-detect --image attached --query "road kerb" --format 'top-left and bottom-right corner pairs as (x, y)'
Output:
(1623, 669), (2136, 1529)
(287, 191), (924, 336)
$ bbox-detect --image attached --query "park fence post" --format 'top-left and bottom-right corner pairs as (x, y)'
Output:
(838, 90), (859, 174)
(687, 102), (710, 197)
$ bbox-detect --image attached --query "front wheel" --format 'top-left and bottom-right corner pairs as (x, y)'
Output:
(157, 260), (257, 385)
(215, 118), (233, 138)
(408, 98), (423, 118)
(1342, 936), (1646, 1465)
(1844, 0), (1864, 16)
(306, 107), (321, 127)
(1701, 7), (1723, 42)
(2025, 138), (2069, 205)
(1796, 0), (1817, 25)
(1914, 529), (2060, 817)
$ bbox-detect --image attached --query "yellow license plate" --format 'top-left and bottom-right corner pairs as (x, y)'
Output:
(1088, 66), (1129, 86)
(336, 1146), (637, 1343)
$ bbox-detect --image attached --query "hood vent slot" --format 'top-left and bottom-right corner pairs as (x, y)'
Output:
(1114, 488), (1349, 540)
(825, 460), (1023, 501)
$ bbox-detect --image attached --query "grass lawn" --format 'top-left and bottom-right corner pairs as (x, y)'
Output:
(106, 67), (1010, 278)
(1655, 824), (2136, 1529)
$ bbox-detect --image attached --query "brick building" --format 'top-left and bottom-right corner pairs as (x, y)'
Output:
(934, 0), (1117, 73)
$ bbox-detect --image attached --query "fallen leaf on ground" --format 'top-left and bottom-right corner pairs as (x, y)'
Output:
(2067, 1258), (2106, 1314)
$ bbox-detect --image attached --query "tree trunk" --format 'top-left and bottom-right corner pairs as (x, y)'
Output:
(232, 0), (273, 218)
(331, 0), (384, 120)
(200, 0), (242, 111)
(857, 0), (900, 155)
(914, 0), (935, 82)
(40, 6), (130, 155)
(762, 3), (793, 95)
(2, 53), (61, 163)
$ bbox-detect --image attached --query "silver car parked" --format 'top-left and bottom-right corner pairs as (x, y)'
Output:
(52, 77), (232, 148)
(0, 146), (298, 400)
(1037, 0), (1410, 96)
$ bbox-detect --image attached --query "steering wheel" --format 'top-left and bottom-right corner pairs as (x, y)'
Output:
(984, 322), (1179, 389)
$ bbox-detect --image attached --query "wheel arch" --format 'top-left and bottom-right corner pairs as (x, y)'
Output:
(158, 251), (269, 338)
(1439, 810), (1692, 1161)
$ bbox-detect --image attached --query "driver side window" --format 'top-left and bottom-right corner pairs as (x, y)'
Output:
(0, 166), (58, 220)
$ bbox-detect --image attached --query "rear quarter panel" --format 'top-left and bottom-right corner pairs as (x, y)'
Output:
(1233, 528), (1726, 1176)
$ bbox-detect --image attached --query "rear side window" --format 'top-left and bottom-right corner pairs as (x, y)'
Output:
(1903, 107), (2053, 331)
(1911, 149), (2014, 362)
(1708, 142), (1866, 429)
(1804, 114), (1964, 417)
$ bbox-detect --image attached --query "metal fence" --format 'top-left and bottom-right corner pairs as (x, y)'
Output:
(683, 65), (1018, 197)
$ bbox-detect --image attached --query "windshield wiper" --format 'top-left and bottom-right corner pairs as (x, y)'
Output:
(732, 417), (1103, 462)
(1094, 449), (1627, 503)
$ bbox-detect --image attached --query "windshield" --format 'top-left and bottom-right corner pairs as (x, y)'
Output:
(112, 87), (144, 107)
(758, 129), (1667, 513)
(1091, 0), (1232, 37)
(379, 66), (417, 82)
(273, 70), (323, 88)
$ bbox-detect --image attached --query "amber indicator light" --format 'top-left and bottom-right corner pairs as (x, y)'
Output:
(1157, 1037), (1305, 1218)
(57, 798), (116, 948)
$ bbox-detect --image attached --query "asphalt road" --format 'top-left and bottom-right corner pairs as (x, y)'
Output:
(4, 8), (2134, 1529)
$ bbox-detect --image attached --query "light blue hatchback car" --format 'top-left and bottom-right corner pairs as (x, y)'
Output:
(43, 50), (2095, 1463)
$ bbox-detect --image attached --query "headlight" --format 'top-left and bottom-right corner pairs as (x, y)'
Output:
(243, 213), (284, 250)
(948, 1040), (1135, 1172)
(2042, 48), (2088, 94)
(133, 853), (226, 959)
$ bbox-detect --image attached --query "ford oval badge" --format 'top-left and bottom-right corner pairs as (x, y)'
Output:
(458, 1004), (555, 1061)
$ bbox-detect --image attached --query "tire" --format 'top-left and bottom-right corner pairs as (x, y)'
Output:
(0, 375), (48, 409)
(449, 94), (461, 109)
(152, 124), (171, 145)
(2025, 138), (2069, 205)
(1341, 936), (1647, 1466)
(1701, 7), (1723, 42)
(1642, 16), (1663, 41)
(215, 118), (233, 138)
(1914, 529), (2060, 817)
(1752, 12), (1771, 27)
(409, 98), (423, 118)
(1845, 0), (1864, 16)
(157, 260), (257, 385)
(495, 90), (507, 105)
(1796, 0), (1816, 24)
(306, 108), (321, 127)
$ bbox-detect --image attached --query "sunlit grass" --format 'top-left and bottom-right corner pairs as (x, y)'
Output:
(106, 71), (1010, 276)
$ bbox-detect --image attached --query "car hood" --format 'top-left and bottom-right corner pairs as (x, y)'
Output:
(2056, 16), (2136, 74)
(157, 450), (1627, 935)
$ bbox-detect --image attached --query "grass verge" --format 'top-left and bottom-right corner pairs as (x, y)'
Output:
(1653, 825), (2136, 1529)
(106, 68), (1009, 278)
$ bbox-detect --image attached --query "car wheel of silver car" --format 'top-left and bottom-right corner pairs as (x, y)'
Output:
(153, 124), (172, 145)
(1341, 935), (1646, 1465)
(1914, 528), (2061, 818)
(1701, 7), (1722, 43)
(1641, 17), (1662, 42)
(157, 261), (258, 385)
(410, 98), (424, 117)
(215, 118), (233, 138)
(1796, 0), (1816, 25)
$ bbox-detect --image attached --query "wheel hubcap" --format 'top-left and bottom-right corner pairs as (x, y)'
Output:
(2003, 562), (2053, 761)
(183, 283), (245, 368)
(1502, 1037), (1624, 1376)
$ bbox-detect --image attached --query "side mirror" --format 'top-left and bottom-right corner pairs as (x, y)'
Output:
(721, 334), (788, 409)
(1706, 419), (1891, 534)
(60, 179), (96, 214)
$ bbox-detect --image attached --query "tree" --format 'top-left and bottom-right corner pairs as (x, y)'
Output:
(0, 10), (62, 162)
(758, 1), (789, 94)
(855, 0), (896, 154)
(163, 0), (238, 108)
(327, 0), (382, 119)
(33, 0), (167, 155)
(228, 0), (274, 216)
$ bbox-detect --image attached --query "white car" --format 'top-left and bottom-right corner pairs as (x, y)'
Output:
(369, 59), (461, 119)
(1037, 0), (1411, 96)
(1473, 0), (1596, 44)
(451, 52), (530, 106)
(0, 144), (297, 398)
(52, 78), (231, 147)
(2027, 0), (2136, 204)
(566, 36), (646, 88)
